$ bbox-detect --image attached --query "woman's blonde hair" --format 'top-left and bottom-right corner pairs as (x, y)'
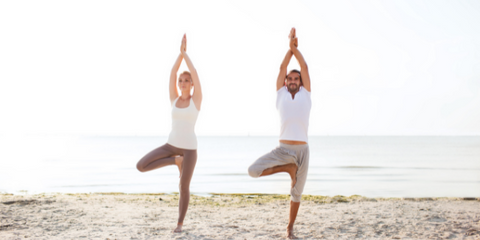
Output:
(180, 71), (192, 81)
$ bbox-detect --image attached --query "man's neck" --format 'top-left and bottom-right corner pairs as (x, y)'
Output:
(289, 89), (299, 99)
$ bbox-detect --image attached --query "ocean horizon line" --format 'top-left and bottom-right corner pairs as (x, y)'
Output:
(2, 133), (480, 137)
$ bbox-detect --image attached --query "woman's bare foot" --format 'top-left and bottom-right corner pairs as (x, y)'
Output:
(286, 227), (297, 239)
(175, 156), (183, 178)
(173, 223), (183, 233)
(285, 163), (298, 188)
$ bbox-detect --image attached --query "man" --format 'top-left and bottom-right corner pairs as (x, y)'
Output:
(248, 27), (311, 239)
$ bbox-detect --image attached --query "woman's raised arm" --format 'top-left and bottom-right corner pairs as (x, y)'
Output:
(170, 54), (183, 103)
(181, 34), (202, 110)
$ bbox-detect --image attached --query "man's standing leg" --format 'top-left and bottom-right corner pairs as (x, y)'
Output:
(287, 201), (300, 238)
(286, 144), (309, 239)
(250, 162), (300, 239)
(248, 145), (308, 239)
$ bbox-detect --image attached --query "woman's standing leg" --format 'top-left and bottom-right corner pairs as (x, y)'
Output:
(175, 149), (197, 232)
(136, 144), (180, 172)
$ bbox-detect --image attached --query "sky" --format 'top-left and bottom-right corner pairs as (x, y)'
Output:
(1, 0), (479, 136)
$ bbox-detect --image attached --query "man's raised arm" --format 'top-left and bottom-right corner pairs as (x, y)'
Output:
(289, 28), (311, 92)
(277, 50), (293, 91)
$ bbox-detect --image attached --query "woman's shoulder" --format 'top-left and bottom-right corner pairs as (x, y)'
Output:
(170, 96), (180, 105)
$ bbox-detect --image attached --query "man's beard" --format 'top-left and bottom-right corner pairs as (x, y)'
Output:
(287, 84), (299, 93)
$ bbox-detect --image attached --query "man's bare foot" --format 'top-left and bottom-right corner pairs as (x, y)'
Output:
(286, 227), (297, 239)
(175, 156), (183, 178)
(173, 223), (183, 233)
(285, 163), (297, 188)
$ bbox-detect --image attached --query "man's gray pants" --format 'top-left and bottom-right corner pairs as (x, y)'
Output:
(248, 143), (309, 202)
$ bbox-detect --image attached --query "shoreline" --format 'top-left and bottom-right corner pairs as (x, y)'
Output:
(2, 193), (480, 239)
(0, 190), (480, 201)
(2, 192), (479, 202)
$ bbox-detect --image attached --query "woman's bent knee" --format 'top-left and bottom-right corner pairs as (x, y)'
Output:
(136, 162), (146, 172)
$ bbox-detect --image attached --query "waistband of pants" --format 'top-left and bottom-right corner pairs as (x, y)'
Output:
(279, 142), (309, 150)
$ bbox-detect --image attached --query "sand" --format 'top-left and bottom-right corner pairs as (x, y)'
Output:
(1, 193), (479, 239)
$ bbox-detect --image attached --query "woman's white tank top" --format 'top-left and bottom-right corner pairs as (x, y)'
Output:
(167, 97), (199, 150)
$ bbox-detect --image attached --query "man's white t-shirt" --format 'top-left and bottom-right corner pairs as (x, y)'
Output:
(276, 86), (312, 142)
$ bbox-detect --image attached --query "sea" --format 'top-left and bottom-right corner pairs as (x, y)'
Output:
(0, 135), (479, 198)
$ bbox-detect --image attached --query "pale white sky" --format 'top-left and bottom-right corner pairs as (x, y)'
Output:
(1, 0), (479, 136)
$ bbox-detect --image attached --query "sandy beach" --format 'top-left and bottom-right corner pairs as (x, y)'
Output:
(1, 193), (479, 239)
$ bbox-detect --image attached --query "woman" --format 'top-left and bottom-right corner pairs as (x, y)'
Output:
(136, 34), (202, 233)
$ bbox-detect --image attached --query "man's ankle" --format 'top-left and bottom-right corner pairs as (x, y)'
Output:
(287, 224), (294, 230)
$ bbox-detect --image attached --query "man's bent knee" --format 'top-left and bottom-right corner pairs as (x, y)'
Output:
(248, 165), (262, 178)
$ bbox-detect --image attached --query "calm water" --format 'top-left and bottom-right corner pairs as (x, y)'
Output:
(0, 136), (479, 197)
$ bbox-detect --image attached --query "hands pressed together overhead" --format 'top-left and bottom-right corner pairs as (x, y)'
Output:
(181, 34), (187, 53)
(289, 27), (298, 50)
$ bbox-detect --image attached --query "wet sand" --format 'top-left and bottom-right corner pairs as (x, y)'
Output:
(1, 193), (479, 239)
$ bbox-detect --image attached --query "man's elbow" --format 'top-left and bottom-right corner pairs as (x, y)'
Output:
(301, 63), (308, 70)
